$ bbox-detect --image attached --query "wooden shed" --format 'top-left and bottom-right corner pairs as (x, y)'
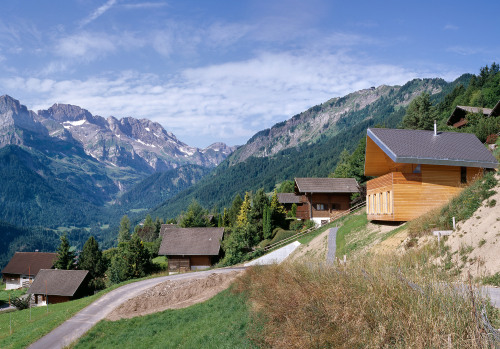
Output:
(28, 269), (90, 305)
(364, 127), (498, 221)
(294, 177), (359, 225)
(158, 226), (224, 272)
(1, 252), (57, 290)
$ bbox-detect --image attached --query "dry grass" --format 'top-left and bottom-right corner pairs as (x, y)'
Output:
(234, 246), (499, 348)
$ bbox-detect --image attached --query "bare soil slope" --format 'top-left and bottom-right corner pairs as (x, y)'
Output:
(444, 175), (500, 279)
(106, 271), (242, 321)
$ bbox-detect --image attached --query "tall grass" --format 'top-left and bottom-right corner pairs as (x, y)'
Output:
(408, 172), (498, 237)
(234, 247), (499, 348)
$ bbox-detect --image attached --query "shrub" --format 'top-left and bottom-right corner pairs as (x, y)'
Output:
(483, 272), (500, 286)
(11, 296), (29, 310)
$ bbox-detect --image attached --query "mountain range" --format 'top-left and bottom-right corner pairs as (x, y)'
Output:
(0, 95), (235, 228)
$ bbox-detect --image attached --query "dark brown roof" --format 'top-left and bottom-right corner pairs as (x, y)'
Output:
(158, 227), (224, 256)
(367, 128), (498, 168)
(295, 178), (359, 194)
(277, 193), (301, 204)
(27, 269), (89, 296)
(2, 252), (57, 276)
(490, 100), (500, 117)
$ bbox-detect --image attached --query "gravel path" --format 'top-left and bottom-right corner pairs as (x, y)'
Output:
(244, 241), (301, 266)
(326, 227), (338, 264)
(28, 267), (245, 349)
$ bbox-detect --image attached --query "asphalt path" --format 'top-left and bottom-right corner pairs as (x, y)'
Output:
(326, 227), (338, 264)
(28, 267), (246, 349)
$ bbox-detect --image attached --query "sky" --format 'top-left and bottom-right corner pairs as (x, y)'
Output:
(1, 1), (499, 148)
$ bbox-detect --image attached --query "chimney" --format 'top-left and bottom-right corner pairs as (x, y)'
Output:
(434, 120), (437, 136)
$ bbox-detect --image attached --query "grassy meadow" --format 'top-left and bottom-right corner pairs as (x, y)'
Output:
(73, 288), (256, 349)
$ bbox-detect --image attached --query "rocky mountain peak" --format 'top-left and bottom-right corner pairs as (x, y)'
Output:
(0, 95), (43, 136)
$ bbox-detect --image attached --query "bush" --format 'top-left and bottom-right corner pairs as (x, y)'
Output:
(11, 296), (29, 310)
(483, 272), (500, 286)
(269, 230), (296, 245)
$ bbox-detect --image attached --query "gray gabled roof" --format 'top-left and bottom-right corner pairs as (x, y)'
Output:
(158, 227), (224, 256)
(277, 193), (301, 204)
(367, 128), (498, 168)
(28, 269), (89, 296)
(295, 178), (359, 193)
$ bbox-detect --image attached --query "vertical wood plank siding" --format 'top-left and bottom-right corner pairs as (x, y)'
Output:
(367, 165), (483, 221)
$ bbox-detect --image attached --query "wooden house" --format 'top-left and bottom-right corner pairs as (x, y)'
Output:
(277, 193), (301, 211)
(28, 269), (90, 305)
(294, 177), (360, 225)
(447, 100), (500, 128)
(364, 127), (498, 221)
(158, 226), (224, 272)
(1, 252), (57, 290)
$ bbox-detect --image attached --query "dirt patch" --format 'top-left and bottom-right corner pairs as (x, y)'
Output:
(444, 175), (500, 279)
(286, 229), (329, 262)
(106, 271), (242, 321)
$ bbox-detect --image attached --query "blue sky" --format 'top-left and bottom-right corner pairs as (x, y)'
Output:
(1, 0), (499, 148)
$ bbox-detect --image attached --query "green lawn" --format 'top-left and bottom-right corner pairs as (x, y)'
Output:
(0, 284), (26, 306)
(335, 212), (369, 257)
(73, 288), (256, 349)
(0, 272), (168, 349)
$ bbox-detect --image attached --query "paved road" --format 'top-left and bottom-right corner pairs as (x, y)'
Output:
(244, 241), (301, 266)
(28, 267), (245, 349)
(326, 227), (338, 264)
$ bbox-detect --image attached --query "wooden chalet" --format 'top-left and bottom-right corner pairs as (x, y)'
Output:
(1, 252), (57, 290)
(447, 100), (500, 128)
(294, 177), (360, 225)
(364, 127), (498, 221)
(277, 193), (301, 211)
(158, 226), (224, 272)
(28, 269), (90, 305)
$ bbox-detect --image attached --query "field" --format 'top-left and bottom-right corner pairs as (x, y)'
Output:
(73, 288), (255, 348)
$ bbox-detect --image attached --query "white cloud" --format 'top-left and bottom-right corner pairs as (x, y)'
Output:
(80, 0), (118, 28)
(2, 51), (442, 147)
(122, 2), (167, 9)
(444, 24), (459, 31)
(55, 32), (116, 60)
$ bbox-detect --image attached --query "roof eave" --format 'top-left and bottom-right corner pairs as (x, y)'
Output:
(394, 156), (498, 169)
(367, 128), (398, 162)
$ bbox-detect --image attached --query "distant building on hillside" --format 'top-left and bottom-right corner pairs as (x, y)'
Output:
(158, 226), (224, 272)
(446, 100), (500, 128)
(364, 127), (498, 221)
(28, 269), (90, 305)
(293, 177), (360, 226)
(1, 252), (57, 290)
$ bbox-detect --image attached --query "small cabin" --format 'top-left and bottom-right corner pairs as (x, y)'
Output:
(364, 127), (498, 221)
(447, 100), (500, 128)
(158, 226), (224, 272)
(1, 252), (57, 290)
(294, 177), (360, 225)
(28, 269), (90, 305)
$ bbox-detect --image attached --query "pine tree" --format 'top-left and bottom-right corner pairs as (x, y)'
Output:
(180, 200), (209, 227)
(54, 233), (76, 270)
(228, 194), (243, 226)
(118, 215), (131, 243)
(127, 234), (151, 278)
(78, 236), (106, 290)
(402, 92), (435, 130)
(263, 205), (272, 239)
(236, 192), (251, 226)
